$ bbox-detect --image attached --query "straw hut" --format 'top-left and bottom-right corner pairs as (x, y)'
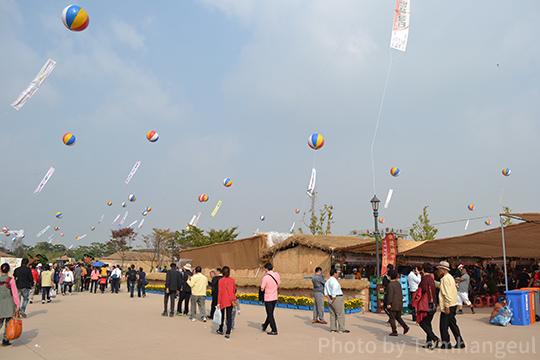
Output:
(260, 233), (374, 278)
(99, 251), (171, 273)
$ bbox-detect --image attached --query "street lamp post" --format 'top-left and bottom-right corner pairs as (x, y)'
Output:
(370, 195), (381, 278)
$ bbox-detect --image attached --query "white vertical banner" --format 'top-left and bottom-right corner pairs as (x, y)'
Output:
(384, 189), (394, 208)
(390, 0), (411, 52)
(11, 58), (57, 110)
(307, 168), (316, 195)
(125, 161), (141, 184)
(34, 167), (55, 194)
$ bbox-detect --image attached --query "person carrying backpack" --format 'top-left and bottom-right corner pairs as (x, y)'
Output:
(126, 265), (138, 298)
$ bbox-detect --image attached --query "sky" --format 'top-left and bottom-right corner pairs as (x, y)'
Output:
(1, 0), (539, 250)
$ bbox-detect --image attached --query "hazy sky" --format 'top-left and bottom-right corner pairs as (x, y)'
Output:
(1, 1), (539, 249)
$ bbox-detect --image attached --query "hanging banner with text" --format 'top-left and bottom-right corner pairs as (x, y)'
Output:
(381, 233), (397, 276)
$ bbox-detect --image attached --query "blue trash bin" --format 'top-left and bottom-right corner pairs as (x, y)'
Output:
(504, 290), (531, 326)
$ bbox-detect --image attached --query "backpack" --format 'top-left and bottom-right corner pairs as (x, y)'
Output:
(128, 270), (137, 281)
(0, 276), (12, 290)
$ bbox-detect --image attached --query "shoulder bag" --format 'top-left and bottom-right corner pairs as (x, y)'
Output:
(224, 280), (238, 308)
(6, 311), (23, 341)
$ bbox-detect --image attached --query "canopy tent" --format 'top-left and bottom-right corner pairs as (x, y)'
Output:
(401, 213), (540, 259)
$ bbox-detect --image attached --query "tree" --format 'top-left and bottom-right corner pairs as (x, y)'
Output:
(410, 206), (438, 241)
(298, 202), (334, 235)
(142, 228), (173, 270)
(108, 228), (136, 268)
(172, 226), (239, 249)
(502, 206), (514, 227)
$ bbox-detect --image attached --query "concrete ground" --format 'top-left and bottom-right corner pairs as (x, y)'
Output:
(3, 289), (538, 360)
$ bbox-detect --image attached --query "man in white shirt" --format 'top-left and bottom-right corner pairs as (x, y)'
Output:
(407, 266), (421, 321)
(324, 269), (349, 334)
(110, 265), (122, 294)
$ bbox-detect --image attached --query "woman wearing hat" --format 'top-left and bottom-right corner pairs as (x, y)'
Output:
(436, 261), (465, 349)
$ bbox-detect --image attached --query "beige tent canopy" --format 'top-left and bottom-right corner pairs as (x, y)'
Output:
(178, 234), (267, 270)
(401, 213), (540, 259)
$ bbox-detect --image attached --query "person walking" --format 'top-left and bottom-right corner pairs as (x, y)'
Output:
(137, 267), (147, 298)
(126, 265), (138, 298)
(13, 258), (33, 318)
(0, 263), (20, 347)
(110, 265), (122, 294)
(74, 264), (83, 292)
(187, 266), (208, 322)
(209, 268), (222, 319)
(456, 265), (475, 314)
(436, 261), (465, 349)
(261, 263), (281, 335)
(90, 267), (100, 293)
(386, 269), (410, 336)
(177, 264), (192, 316)
(412, 262), (439, 349)
(311, 267), (327, 324)
(62, 265), (74, 296)
(407, 266), (421, 321)
(163, 263), (181, 317)
(40, 264), (54, 303)
(216, 266), (237, 339)
(324, 269), (349, 334)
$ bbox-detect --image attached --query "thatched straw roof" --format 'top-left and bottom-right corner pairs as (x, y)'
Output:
(101, 251), (171, 262)
(260, 233), (374, 259)
(234, 277), (369, 291)
(349, 238), (425, 255)
(0, 251), (12, 257)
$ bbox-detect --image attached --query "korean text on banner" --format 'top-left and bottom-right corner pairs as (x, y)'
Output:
(381, 233), (397, 276)
(11, 59), (57, 111)
(390, 0), (411, 52)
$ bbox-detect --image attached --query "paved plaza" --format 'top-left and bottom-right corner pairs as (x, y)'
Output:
(3, 290), (538, 360)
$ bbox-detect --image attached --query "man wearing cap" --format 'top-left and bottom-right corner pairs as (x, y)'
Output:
(187, 266), (208, 322)
(437, 261), (465, 349)
(456, 265), (475, 315)
(353, 268), (361, 280)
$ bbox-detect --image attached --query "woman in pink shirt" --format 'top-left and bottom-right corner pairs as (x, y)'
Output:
(260, 263), (281, 335)
(217, 266), (237, 339)
(0, 263), (20, 346)
(90, 267), (100, 294)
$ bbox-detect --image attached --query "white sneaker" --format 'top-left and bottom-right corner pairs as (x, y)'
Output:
(189, 318), (196, 322)
(202, 317), (207, 322)
(42, 300), (45, 304)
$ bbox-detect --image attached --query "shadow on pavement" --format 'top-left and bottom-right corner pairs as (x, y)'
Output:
(15, 328), (39, 346)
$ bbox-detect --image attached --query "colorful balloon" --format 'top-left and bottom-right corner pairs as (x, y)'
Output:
(136, 244), (140, 248)
(223, 178), (232, 187)
(62, 5), (89, 32)
(62, 133), (76, 146)
(55, 212), (63, 219)
(54, 226), (59, 231)
(485, 220), (491, 226)
(390, 167), (400, 177)
(90, 226), (95, 231)
(142, 210), (148, 216)
(61, 233), (64, 237)
(379, 218), (385, 224)
(260, 215), (265, 221)
(1, 227), (8, 233)
(307, 133), (324, 150)
(107, 201), (112, 206)
(295, 208), (300, 214)
(5, 233), (10, 237)
(122, 202), (127, 208)
(128, 194), (136, 202)
(329, 215), (334, 220)
(198, 194), (208, 202)
(145, 206), (152, 212)
(146, 130), (159, 142)
(468, 204), (475, 211)
(502, 168), (511, 176)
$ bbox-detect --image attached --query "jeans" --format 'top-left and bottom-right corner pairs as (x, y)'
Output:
(419, 311), (438, 343)
(137, 281), (146, 297)
(63, 282), (73, 294)
(18, 288), (30, 312)
(178, 291), (191, 314)
(164, 291), (177, 313)
(218, 306), (233, 335)
(0, 318), (9, 341)
(41, 286), (51, 302)
(190, 295), (206, 320)
(263, 300), (277, 333)
(313, 292), (325, 321)
(439, 306), (464, 347)
(110, 278), (119, 293)
(129, 281), (137, 297)
(90, 280), (98, 293)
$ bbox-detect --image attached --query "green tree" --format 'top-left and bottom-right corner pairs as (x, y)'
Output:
(143, 228), (174, 269)
(108, 228), (136, 268)
(502, 206), (514, 227)
(410, 205), (438, 241)
(298, 204), (334, 235)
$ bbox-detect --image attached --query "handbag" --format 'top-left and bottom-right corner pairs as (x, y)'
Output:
(258, 274), (278, 302)
(427, 277), (437, 314)
(225, 280), (238, 308)
(6, 309), (23, 340)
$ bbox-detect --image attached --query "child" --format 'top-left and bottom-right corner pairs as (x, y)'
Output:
(230, 302), (241, 332)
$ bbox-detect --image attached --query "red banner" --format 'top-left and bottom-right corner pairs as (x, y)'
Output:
(380, 233), (397, 276)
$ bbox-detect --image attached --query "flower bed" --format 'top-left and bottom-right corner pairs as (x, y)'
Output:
(146, 287), (363, 312)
